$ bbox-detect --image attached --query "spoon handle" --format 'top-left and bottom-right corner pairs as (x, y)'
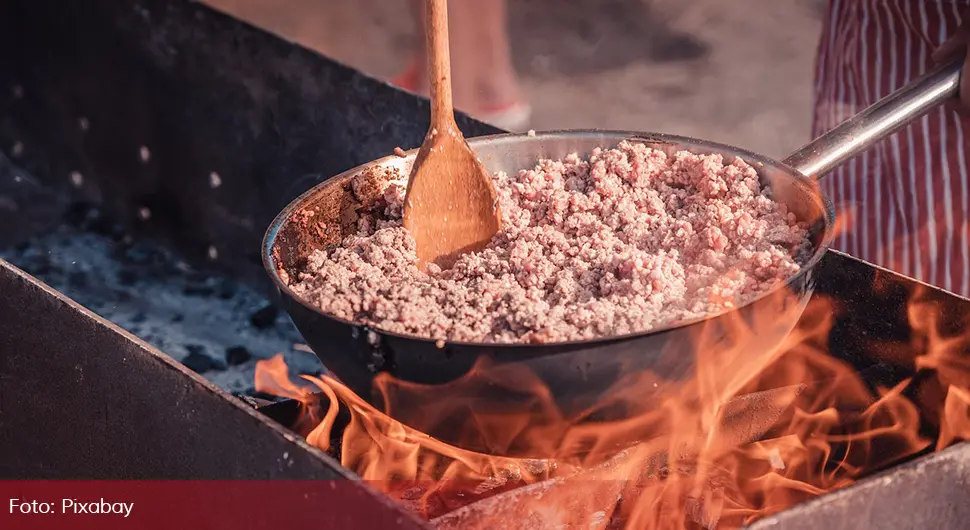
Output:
(425, 0), (455, 128)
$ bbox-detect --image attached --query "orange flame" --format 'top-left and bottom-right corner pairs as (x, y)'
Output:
(256, 279), (970, 529)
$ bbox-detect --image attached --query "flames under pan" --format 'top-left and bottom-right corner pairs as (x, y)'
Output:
(256, 251), (970, 529)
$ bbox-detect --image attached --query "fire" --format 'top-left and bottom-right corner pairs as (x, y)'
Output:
(256, 281), (970, 529)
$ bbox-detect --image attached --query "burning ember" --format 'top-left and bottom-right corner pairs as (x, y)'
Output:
(256, 282), (970, 529)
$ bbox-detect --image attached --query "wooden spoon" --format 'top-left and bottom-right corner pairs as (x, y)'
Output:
(402, 0), (503, 271)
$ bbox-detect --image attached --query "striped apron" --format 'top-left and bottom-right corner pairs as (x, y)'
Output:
(813, 0), (970, 297)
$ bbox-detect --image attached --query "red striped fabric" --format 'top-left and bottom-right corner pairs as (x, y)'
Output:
(813, 0), (970, 297)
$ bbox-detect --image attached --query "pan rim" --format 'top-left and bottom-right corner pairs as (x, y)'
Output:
(262, 129), (837, 350)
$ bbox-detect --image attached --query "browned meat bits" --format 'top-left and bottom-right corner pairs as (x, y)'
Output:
(290, 141), (810, 344)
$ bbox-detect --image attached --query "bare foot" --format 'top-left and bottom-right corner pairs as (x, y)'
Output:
(392, 57), (530, 130)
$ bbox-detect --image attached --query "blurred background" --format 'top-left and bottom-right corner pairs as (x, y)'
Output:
(203, 0), (826, 159)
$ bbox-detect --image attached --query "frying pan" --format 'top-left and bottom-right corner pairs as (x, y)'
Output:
(263, 60), (962, 421)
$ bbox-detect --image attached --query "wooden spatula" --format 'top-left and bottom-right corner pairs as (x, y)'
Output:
(402, 0), (503, 271)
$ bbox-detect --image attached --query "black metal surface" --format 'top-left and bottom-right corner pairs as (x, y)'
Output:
(0, 257), (428, 529)
(748, 251), (970, 529)
(0, 0), (499, 293)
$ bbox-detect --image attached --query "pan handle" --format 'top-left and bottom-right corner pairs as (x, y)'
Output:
(783, 58), (962, 180)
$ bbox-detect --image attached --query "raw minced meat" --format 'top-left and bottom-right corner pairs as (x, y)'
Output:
(290, 141), (811, 344)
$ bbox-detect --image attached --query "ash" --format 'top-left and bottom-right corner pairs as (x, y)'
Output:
(1, 201), (322, 395)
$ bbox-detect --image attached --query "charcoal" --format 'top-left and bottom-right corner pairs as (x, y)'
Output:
(117, 268), (138, 286)
(66, 270), (88, 287)
(217, 280), (237, 300)
(250, 304), (278, 330)
(225, 346), (251, 366)
(2, 190), (320, 396)
(62, 202), (94, 227)
(183, 283), (215, 296)
(183, 346), (225, 374)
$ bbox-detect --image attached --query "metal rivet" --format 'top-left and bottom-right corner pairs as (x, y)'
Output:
(138, 207), (151, 220)
(11, 141), (23, 157)
(209, 171), (222, 188)
(69, 171), (83, 187)
(78, 117), (90, 131)
(139, 146), (151, 163)
(13, 175), (22, 183)
(207, 246), (218, 260)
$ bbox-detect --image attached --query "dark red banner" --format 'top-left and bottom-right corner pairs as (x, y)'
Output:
(0, 481), (429, 530)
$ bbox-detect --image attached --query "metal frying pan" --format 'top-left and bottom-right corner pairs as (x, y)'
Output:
(263, 60), (962, 420)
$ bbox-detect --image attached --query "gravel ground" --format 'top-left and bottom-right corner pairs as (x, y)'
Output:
(204, 0), (826, 159)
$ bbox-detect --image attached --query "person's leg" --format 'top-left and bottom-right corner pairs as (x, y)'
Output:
(395, 0), (428, 94)
(450, 0), (522, 111)
(395, 0), (529, 130)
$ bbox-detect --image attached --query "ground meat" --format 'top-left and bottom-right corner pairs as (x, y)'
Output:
(290, 141), (810, 344)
